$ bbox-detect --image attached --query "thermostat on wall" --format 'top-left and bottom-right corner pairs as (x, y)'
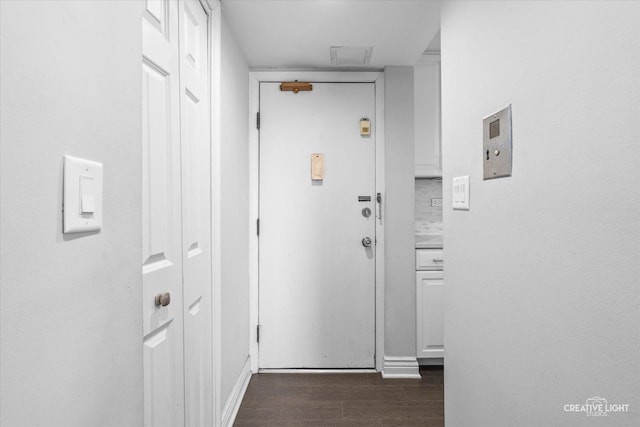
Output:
(63, 155), (103, 233)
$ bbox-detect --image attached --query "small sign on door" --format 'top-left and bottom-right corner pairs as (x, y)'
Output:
(360, 118), (371, 136)
(311, 153), (324, 180)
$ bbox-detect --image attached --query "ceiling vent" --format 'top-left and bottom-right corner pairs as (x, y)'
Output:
(330, 46), (373, 66)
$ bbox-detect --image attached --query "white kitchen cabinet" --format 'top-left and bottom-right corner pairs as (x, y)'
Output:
(416, 248), (444, 270)
(414, 54), (441, 177)
(416, 270), (444, 358)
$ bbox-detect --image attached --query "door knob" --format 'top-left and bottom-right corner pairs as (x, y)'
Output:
(362, 237), (372, 247)
(155, 292), (171, 307)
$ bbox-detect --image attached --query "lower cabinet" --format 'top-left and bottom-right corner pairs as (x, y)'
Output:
(416, 270), (444, 358)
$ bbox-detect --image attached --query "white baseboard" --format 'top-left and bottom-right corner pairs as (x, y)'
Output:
(381, 356), (421, 379)
(259, 369), (377, 374)
(221, 355), (252, 427)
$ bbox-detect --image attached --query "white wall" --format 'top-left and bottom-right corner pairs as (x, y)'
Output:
(220, 17), (251, 405)
(383, 67), (416, 358)
(0, 1), (143, 426)
(441, 2), (640, 426)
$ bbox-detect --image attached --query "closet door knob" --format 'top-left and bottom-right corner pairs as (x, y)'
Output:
(154, 292), (171, 307)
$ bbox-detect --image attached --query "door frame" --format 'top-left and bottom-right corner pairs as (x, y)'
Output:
(248, 71), (386, 372)
(205, 1), (223, 426)
(197, 0), (223, 424)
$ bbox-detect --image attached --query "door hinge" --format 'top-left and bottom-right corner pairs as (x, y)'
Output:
(256, 325), (261, 343)
(256, 112), (260, 130)
(256, 218), (260, 236)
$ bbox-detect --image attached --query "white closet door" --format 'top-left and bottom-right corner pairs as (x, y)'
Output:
(142, 1), (185, 426)
(179, 1), (212, 426)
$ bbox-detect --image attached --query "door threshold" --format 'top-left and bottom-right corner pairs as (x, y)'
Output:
(258, 368), (378, 374)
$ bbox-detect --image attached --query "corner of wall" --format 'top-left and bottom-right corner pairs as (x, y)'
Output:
(382, 66), (417, 359)
(219, 9), (252, 410)
(221, 356), (252, 427)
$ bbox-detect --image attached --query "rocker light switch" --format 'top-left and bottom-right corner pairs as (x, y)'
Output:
(81, 195), (96, 214)
(64, 155), (103, 233)
(80, 176), (96, 213)
(452, 176), (470, 210)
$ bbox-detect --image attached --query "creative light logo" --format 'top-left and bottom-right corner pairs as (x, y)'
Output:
(564, 396), (629, 417)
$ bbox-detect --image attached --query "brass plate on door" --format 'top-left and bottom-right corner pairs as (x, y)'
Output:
(280, 81), (313, 93)
(311, 154), (324, 180)
(360, 118), (371, 136)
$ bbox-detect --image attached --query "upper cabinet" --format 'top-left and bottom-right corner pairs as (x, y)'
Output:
(414, 54), (441, 177)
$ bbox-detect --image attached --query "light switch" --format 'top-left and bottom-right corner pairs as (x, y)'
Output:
(81, 195), (96, 214)
(452, 176), (470, 210)
(80, 176), (96, 213)
(64, 155), (103, 233)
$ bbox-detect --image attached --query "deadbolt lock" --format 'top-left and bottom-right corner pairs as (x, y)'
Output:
(362, 207), (372, 218)
(154, 292), (171, 307)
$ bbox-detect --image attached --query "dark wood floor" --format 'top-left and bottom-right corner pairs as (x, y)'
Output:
(234, 366), (444, 427)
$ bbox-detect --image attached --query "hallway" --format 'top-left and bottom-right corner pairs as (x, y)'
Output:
(234, 367), (444, 426)
(1, 1), (640, 426)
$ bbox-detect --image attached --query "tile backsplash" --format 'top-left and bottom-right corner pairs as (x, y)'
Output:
(415, 178), (443, 247)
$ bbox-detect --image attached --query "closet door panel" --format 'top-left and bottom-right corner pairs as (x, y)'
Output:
(179, 2), (212, 426)
(142, 0), (185, 426)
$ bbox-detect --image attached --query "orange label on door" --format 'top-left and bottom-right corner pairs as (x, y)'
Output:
(311, 154), (324, 180)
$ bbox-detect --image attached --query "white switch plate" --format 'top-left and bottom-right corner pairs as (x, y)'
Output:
(452, 176), (470, 210)
(64, 155), (103, 233)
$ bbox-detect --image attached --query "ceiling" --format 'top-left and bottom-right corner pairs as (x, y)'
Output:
(220, 0), (441, 70)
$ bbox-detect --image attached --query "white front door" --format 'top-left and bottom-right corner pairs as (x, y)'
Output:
(259, 82), (376, 369)
(142, 1), (211, 425)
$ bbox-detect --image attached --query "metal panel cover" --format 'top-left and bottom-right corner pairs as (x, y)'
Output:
(483, 105), (512, 180)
